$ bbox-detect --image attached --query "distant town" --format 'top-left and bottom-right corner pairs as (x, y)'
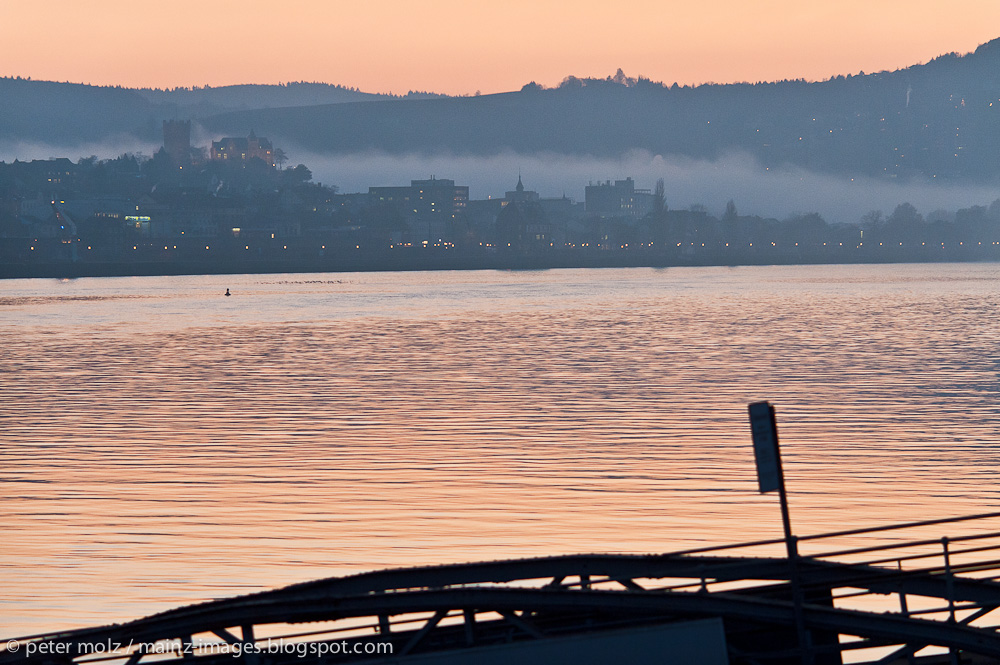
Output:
(2, 121), (998, 278)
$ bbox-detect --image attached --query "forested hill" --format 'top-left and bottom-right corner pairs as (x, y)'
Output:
(0, 79), (439, 145)
(202, 38), (1000, 181)
(3, 37), (1000, 182)
(133, 82), (441, 113)
(0, 78), (155, 145)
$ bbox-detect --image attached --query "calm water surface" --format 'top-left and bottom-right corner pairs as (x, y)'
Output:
(2, 264), (999, 638)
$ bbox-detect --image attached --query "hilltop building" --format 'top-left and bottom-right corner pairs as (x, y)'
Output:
(162, 120), (192, 164)
(210, 130), (276, 167)
(2, 158), (78, 193)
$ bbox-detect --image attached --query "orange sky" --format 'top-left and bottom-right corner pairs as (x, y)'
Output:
(2, 0), (999, 95)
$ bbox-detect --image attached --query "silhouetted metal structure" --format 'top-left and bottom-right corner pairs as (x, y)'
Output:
(6, 512), (1000, 664)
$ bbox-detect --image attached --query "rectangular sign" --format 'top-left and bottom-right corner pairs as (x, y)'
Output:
(748, 401), (781, 493)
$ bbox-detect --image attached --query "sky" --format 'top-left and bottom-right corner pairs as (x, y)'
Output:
(2, 0), (1000, 95)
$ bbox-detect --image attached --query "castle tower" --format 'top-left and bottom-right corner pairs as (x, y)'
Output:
(162, 120), (191, 165)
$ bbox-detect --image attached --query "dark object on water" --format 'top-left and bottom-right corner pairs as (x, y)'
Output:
(225, 288), (231, 296)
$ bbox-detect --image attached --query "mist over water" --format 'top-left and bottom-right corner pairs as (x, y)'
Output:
(277, 148), (1000, 224)
(3, 136), (998, 225)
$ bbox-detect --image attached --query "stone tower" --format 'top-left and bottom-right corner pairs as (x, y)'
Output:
(162, 120), (192, 164)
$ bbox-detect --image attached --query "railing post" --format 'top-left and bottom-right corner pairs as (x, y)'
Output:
(895, 574), (919, 665)
(898, 588), (909, 617)
(464, 609), (476, 646)
(787, 535), (814, 665)
(942, 537), (955, 623)
(942, 537), (958, 665)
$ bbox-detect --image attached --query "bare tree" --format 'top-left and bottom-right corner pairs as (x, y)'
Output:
(860, 210), (884, 230)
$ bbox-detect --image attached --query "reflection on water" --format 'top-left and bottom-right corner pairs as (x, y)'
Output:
(2, 264), (999, 637)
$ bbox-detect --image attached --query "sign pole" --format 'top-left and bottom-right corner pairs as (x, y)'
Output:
(748, 401), (812, 664)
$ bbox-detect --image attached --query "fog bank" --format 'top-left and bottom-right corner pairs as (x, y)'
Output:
(295, 148), (1000, 224)
(3, 138), (997, 224)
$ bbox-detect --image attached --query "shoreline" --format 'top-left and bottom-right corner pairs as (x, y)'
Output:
(3, 250), (998, 280)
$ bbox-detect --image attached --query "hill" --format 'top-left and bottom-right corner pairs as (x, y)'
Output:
(132, 81), (441, 114)
(201, 38), (1000, 181)
(3, 38), (1000, 182)
(0, 78), (440, 147)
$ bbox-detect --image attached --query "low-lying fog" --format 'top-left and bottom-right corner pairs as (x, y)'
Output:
(297, 149), (1000, 224)
(4, 138), (997, 224)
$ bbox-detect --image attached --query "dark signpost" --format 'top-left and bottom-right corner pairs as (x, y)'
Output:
(749, 400), (794, 557)
(748, 400), (813, 664)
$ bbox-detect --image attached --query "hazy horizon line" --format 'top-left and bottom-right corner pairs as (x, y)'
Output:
(2, 36), (994, 99)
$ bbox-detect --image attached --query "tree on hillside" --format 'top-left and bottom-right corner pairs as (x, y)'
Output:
(273, 147), (288, 170)
(861, 210), (884, 231)
(281, 164), (312, 185)
(887, 202), (923, 230)
(723, 199), (738, 222)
